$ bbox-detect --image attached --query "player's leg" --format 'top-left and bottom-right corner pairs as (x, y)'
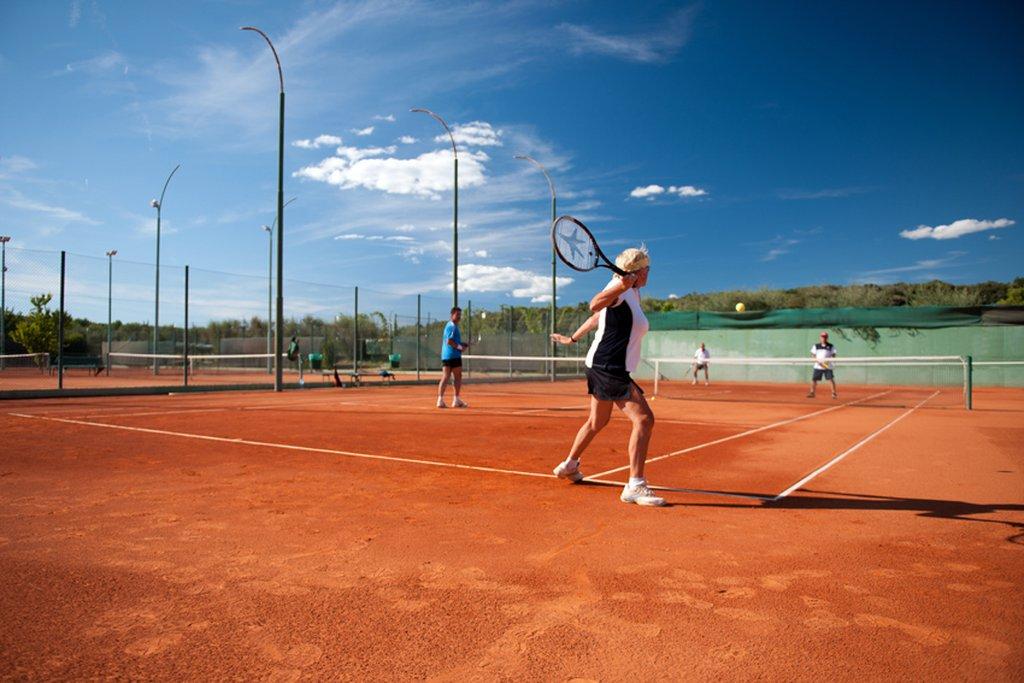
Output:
(691, 362), (698, 384)
(554, 397), (613, 482)
(829, 372), (837, 398)
(617, 384), (665, 506)
(437, 365), (452, 407)
(808, 369), (819, 397)
(703, 365), (710, 386)
(451, 366), (467, 407)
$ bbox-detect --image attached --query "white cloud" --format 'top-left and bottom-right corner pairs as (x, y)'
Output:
(437, 121), (502, 148)
(373, 114), (396, 122)
(778, 187), (868, 200)
(668, 293), (679, 299)
(57, 51), (128, 77)
(899, 218), (1015, 241)
(68, 0), (82, 27)
(629, 183), (707, 200)
(293, 134), (342, 149)
(474, 250), (488, 258)
(0, 155), (38, 179)
(760, 238), (800, 262)
(352, 126), (375, 136)
(668, 185), (707, 197)
(629, 184), (665, 199)
(458, 264), (573, 302)
(394, 224), (416, 232)
(557, 7), (696, 64)
(398, 135), (418, 144)
(853, 252), (966, 283)
(295, 146), (488, 199)
(0, 189), (100, 225)
(335, 234), (364, 240)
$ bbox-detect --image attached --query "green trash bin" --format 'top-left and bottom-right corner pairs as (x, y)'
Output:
(388, 353), (401, 369)
(308, 353), (323, 371)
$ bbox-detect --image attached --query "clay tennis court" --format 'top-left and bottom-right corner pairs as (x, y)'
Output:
(2, 379), (1022, 679)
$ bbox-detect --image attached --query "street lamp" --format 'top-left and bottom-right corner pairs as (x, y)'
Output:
(241, 25), (286, 391)
(151, 163), (181, 374)
(105, 250), (117, 375)
(515, 154), (558, 381)
(0, 235), (10, 370)
(262, 196), (296, 374)
(411, 107), (459, 308)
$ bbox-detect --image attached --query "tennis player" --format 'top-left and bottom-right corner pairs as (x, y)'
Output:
(549, 247), (665, 507)
(692, 342), (710, 385)
(808, 331), (838, 399)
(437, 307), (470, 408)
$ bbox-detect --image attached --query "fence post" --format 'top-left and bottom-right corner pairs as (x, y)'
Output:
(465, 299), (471, 378)
(507, 305), (513, 377)
(57, 251), (66, 389)
(353, 286), (359, 374)
(183, 266), (189, 388)
(416, 294), (421, 382)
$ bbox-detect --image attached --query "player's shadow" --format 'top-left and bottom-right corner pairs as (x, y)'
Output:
(720, 488), (1024, 545)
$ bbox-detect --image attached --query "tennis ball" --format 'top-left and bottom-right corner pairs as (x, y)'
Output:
(735, 302), (746, 312)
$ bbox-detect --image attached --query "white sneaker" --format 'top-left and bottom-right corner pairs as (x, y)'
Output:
(691, 379), (697, 385)
(553, 460), (584, 483)
(452, 397), (468, 409)
(620, 483), (667, 507)
(436, 397), (447, 408)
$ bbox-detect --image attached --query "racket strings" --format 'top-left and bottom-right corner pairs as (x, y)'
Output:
(553, 217), (599, 271)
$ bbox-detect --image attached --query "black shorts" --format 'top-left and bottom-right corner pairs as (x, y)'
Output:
(586, 365), (643, 402)
(813, 368), (834, 381)
(441, 358), (462, 369)
(694, 363), (708, 371)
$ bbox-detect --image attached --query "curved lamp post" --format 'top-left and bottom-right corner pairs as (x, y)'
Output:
(515, 154), (557, 380)
(241, 25), (286, 391)
(262, 196), (296, 373)
(150, 163), (180, 374)
(411, 107), (458, 308)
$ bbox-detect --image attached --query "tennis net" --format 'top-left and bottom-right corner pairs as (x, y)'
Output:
(462, 354), (587, 379)
(107, 352), (284, 379)
(647, 355), (970, 408)
(0, 352), (51, 373)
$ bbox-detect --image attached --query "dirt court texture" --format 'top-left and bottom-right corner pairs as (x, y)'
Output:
(1, 379), (1022, 680)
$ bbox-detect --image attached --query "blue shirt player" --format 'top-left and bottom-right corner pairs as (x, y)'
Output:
(437, 306), (470, 408)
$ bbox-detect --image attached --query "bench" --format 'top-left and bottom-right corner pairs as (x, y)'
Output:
(322, 368), (397, 387)
(50, 355), (104, 376)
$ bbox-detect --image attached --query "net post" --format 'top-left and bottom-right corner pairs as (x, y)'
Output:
(57, 251), (65, 389)
(964, 356), (972, 410)
(416, 294), (421, 382)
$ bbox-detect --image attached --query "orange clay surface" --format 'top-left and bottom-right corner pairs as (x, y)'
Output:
(1, 380), (1022, 680)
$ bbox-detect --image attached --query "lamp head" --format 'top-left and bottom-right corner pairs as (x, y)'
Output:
(263, 225), (272, 232)
(150, 199), (160, 209)
(106, 250), (117, 257)
(0, 236), (11, 244)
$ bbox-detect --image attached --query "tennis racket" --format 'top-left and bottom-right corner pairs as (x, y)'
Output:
(552, 215), (627, 276)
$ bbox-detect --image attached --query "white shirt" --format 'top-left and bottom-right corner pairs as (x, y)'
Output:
(811, 343), (836, 370)
(586, 278), (649, 373)
(694, 348), (710, 364)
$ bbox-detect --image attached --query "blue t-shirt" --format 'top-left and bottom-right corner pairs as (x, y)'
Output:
(441, 321), (462, 360)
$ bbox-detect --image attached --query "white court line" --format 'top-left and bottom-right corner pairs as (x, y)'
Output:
(771, 391), (938, 501)
(587, 390), (892, 479)
(72, 408), (229, 419)
(8, 413), (558, 481)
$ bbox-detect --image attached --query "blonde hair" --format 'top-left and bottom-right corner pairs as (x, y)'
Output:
(615, 246), (650, 273)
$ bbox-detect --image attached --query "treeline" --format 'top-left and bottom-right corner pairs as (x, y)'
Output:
(643, 277), (1024, 312)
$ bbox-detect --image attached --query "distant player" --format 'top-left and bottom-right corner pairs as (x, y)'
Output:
(437, 307), (470, 408)
(808, 331), (838, 399)
(692, 342), (710, 386)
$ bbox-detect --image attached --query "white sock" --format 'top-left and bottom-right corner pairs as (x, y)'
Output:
(563, 457), (579, 470)
(628, 477), (646, 488)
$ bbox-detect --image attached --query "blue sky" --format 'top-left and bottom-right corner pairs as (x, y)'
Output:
(1, 1), (1022, 323)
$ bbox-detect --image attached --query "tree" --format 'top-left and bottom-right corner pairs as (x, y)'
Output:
(10, 293), (62, 356)
(999, 277), (1024, 306)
